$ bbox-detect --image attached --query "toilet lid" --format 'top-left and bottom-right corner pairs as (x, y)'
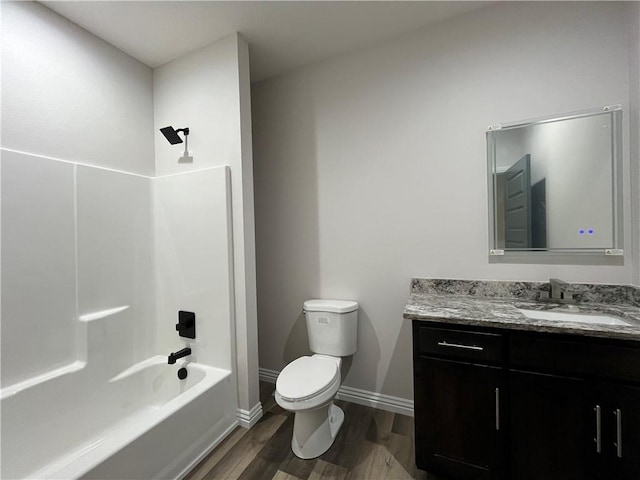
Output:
(276, 356), (339, 401)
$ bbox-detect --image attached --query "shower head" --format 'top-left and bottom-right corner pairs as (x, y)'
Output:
(160, 126), (189, 145)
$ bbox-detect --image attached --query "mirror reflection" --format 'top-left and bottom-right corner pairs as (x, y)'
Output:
(487, 107), (621, 253)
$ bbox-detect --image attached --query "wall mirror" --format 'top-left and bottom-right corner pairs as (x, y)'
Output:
(487, 106), (623, 256)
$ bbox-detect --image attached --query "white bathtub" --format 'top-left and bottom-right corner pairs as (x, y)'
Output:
(1, 356), (237, 479)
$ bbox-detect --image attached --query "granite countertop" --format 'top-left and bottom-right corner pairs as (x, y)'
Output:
(404, 279), (640, 341)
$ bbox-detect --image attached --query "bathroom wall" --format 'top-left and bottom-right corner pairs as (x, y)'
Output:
(1, 157), (234, 394)
(252, 2), (640, 401)
(1, 2), (156, 387)
(1, 149), (156, 387)
(76, 165), (156, 372)
(631, 3), (640, 287)
(153, 34), (260, 415)
(2, 3), (257, 425)
(1, 1), (155, 176)
(1, 151), (78, 385)
(154, 167), (234, 371)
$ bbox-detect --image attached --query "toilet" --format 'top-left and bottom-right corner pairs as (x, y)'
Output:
(275, 299), (359, 459)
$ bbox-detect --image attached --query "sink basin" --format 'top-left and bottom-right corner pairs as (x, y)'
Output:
(517, 308), (631, 326)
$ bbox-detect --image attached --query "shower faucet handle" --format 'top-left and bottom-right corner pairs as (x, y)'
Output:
(176, 311), (196, 339)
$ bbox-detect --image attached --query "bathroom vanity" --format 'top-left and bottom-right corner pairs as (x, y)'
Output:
(405, 279), (640, 480)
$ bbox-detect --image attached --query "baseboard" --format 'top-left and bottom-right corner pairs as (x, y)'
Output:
(336, 386), (414, 417)
(236, 402), (263, 428)
(259, 367), (279, 384)
(258, 367), (414, 417)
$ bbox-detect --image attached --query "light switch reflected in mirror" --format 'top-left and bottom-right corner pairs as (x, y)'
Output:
(487, 106), (623, 256)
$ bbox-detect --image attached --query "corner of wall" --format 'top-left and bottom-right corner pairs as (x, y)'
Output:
(235, 31), (261, 412)
(629, 3), (640, 286)
(151, 31), (259, 411)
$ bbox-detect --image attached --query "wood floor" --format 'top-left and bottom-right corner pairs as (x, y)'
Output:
(185, 382), (448, 480)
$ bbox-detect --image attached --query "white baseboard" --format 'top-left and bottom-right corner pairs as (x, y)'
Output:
(258, 367), (413, 417)
(335, 386), (414, 417)
(236, 402), (263, 428)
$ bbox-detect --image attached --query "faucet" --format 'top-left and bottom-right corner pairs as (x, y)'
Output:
(168, 347), (191, 365)
(541, 278), (577, 304)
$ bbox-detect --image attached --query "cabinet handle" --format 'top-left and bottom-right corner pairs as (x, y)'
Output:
(495, 387), (500, 431)
(594, 405), (601, 453)
(615, 408), (622, 458)
(437, 341), (484, 351)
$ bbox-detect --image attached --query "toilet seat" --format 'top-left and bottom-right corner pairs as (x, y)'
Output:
(276, 356), (339, 402)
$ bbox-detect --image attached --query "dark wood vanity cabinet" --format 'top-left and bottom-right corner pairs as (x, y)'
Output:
(413, 325), (506, 479)
(509, 371), (591, 480)
(412, 321), (640, 480)
(510, 378), (640, 480)
(594, 382), (640, 478)
(509, 334), (640, 480)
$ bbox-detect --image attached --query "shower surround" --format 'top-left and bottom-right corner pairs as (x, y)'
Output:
(1, 150), (237, 478)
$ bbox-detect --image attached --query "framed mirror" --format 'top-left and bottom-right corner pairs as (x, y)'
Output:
(487, 106), (623, 256)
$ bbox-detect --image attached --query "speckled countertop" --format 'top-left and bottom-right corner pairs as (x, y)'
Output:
(404, 279), (640, 341)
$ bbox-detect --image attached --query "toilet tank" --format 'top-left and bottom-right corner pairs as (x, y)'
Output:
(304, 299), (359, 356)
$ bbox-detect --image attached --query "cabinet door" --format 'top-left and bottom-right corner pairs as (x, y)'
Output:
(509, 370), (591, 480)
(414, 356), (504, 479)
(596, 383), (640, 479)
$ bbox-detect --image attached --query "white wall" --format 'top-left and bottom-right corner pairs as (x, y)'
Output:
(2, 157), (235, 389)
(252, 2), (639, 400)
(153, 34), (260, 413)
(1, 151), (77, 385)
(1, 148), (157, 387)
(1, 1), (156, 387)
(154, 167), (234, 371)
(76, 165), (156, 370)
(1, 1), (155, 176)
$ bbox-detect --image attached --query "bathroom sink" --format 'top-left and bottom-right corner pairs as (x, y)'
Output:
(517, 308), (631, 326)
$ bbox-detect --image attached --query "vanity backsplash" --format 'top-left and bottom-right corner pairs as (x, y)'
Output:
(410, 278), (640, 308)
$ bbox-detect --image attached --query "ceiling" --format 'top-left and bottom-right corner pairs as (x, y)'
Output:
(42, 1), (488, 83)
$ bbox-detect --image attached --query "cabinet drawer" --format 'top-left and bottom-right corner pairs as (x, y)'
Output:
(510, 335), (640, 383)
(418, 326), (504, 363)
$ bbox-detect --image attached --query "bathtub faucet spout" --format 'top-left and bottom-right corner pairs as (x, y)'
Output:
(168, 347), (191, 365)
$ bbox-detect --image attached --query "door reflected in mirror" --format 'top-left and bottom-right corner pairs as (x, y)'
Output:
(487, 106), (622, 254)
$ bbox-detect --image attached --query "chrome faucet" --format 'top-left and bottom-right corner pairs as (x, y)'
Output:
(541, 278), (576, 303)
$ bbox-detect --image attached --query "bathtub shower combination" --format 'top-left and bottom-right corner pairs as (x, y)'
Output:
(1, 355), (235, 479)
(1, 151), (238, 479)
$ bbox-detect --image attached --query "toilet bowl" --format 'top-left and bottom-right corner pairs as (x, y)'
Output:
(275, 355), (343, 458)
(275, 299), (358, 459)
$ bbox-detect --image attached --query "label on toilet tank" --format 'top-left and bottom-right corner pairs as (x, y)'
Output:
(318, 317), (329, 324)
